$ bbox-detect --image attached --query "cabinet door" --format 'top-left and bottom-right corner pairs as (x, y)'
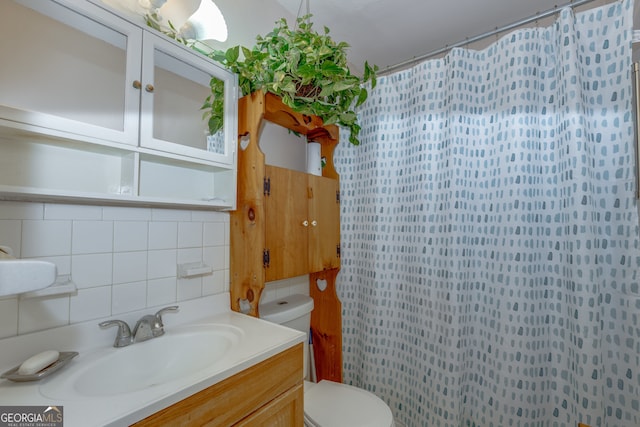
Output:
(308, 175), (341, 272)
(139, 32), (234, 164)
(233, 384), (303, 427)
(265, 166), (309, 281)
(0, 0), (142, 146)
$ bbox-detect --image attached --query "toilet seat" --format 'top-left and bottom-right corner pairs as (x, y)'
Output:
(303, 380), (394, 427)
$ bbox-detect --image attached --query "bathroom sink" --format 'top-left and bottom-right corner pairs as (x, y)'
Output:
(40, 324), (241, 399)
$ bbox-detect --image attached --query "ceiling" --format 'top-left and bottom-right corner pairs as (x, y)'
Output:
(103, 0), (636, 75)
(272, 0), (620, 74)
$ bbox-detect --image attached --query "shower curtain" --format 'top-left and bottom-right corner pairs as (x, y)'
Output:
(335, 1), (639, 426)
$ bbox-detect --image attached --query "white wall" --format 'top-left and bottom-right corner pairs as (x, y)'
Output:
(0, 201), (229, 338)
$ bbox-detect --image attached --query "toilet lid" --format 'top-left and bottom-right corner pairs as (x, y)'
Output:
(304, 380), (394, 427)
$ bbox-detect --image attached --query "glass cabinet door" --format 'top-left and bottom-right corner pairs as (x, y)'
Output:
(139, 32), (234, 165)
(0, 0), (142, 146)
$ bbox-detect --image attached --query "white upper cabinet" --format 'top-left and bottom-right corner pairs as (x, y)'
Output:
(139, 32), (234, 165)
(0, 0), (142, 146)
(0, 0), (238, 209)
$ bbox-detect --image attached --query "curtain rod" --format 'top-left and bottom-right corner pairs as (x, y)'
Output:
(380, 0), (601, 76)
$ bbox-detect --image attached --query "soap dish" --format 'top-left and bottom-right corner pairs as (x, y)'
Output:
(1, 351), (78, 382)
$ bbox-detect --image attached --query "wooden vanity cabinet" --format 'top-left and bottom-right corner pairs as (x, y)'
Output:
(231, 91), (343, 382)
(133, 343), (303, 427)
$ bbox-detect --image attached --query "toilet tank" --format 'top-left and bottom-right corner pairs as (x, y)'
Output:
(259, 294), (314, 332)
(260, 294), (314, 381)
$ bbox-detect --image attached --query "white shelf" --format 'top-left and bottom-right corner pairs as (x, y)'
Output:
(19, 275), (78, 299)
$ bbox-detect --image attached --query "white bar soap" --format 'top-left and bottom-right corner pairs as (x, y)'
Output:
(18, 350), (60, 375)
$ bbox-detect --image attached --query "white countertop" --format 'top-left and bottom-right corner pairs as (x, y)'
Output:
(0, 293), (306, 426)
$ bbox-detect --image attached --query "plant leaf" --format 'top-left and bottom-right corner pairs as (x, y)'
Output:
(332, 81), (355, 92)
(356, 87), (368, 107)
(321, 61), (343, 76)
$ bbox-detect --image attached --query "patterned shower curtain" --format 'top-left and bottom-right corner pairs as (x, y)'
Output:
(335, 1), (639, 426)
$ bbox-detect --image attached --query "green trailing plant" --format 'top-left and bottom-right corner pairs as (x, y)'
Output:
(145, 14), (377, 145)
(210, 15), (377, 145)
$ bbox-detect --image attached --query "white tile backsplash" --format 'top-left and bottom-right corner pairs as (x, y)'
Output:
(112, 281), (147, 315)
(0, 201), (230, 338)
(0, 298), (18, 339)
(178, 222), (203, 248)
(203, 270), (226, 296)
(0, 201), (43, 220)
(18, 296), (70, 334)
(113, 251), (148, 285)
(147, 249), (177, 279)
(204, 245), (226, 271)
(148, 222), (178, 250)
(22, 220), (72, 257)
(191, 210), (226, 222)
(204, 222), (225, 246)
(177, 247), (202, 265)
(114, 221), (148, 252)
(0, 219), (22, 255)
(72, 253), (113, 288)
(44, 204), (102, 220)
(70, 286), (112, 323)
(151, 208), (191, 222)
(147, 277), (177, 307)
(177, 277), (203, 301)
(103, 206), (152, 221)
(72, 220), (113, 254)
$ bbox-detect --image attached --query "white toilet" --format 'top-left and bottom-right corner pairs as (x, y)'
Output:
(260, 294), (395, 427)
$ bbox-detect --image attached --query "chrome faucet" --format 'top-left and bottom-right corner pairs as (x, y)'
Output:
(133, 306), (178, 342)
(98, 319), (132, 348)
(99, 305), (179, 348)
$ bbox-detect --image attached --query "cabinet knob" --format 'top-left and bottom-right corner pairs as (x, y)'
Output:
(145, 83), (155, 93)
(311, 220), (318, 227)
(302, 220), (309, 227)
(132, 80), (141, 89)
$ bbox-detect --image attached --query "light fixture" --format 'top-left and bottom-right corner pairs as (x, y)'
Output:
(152, 0), (227, 42)
(132, 0), (227, 42)
(138, 0), (168, 10)
(177, 0), (227, 42)
(155, 0), (198, 29)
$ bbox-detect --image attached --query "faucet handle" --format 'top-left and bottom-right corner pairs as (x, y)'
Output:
(155, 305), (179, 319)
(99, 319), (132, 347)
(152, 305), (178, 337)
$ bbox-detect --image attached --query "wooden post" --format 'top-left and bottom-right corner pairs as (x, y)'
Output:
(230, 92), (266, 316)
(309, 268), (342, 382)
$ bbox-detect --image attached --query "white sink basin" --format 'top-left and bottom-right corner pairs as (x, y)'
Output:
(41, 324), (241, 399)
